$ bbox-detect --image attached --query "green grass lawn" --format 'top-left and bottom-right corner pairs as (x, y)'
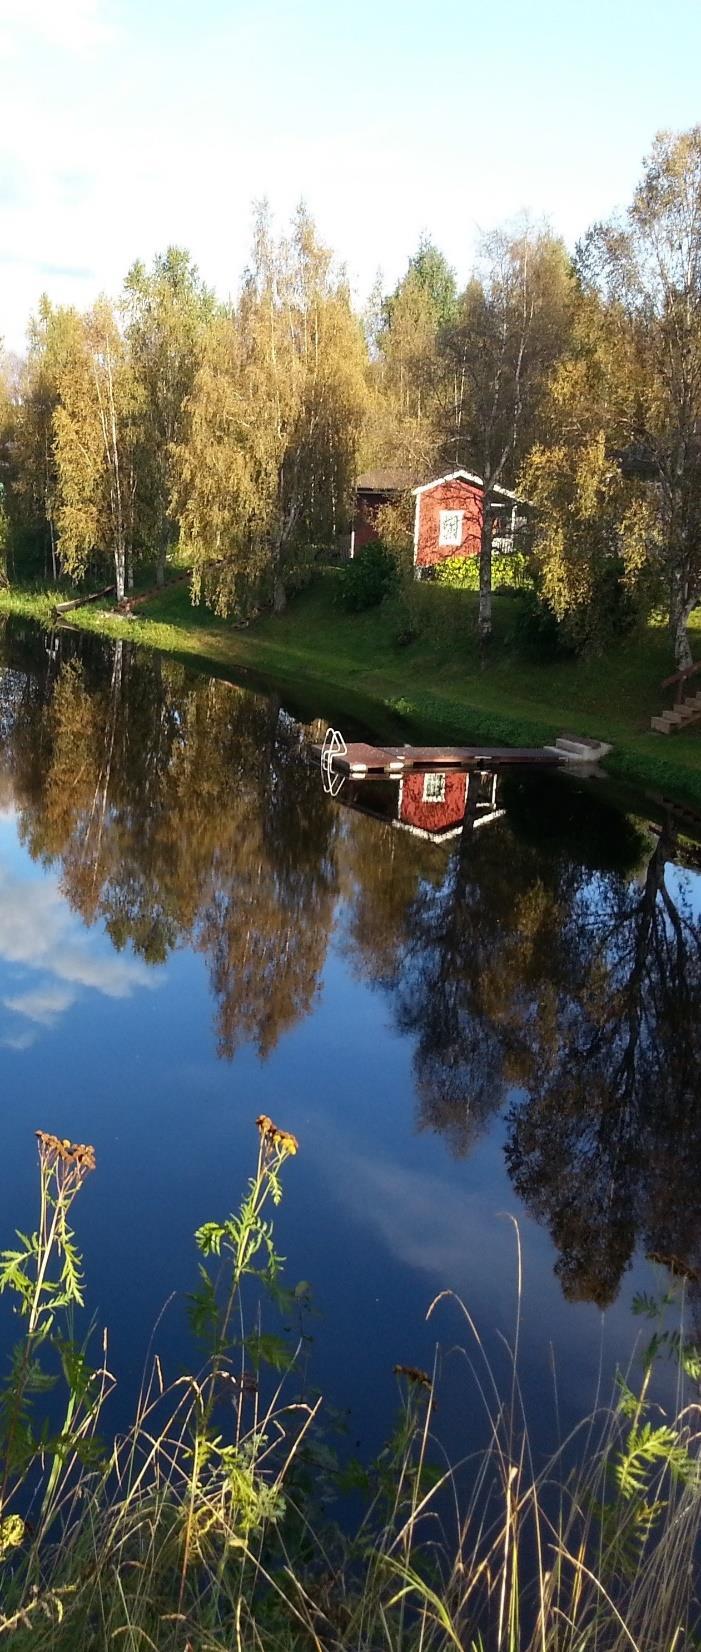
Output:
(2, 572), (700, 806)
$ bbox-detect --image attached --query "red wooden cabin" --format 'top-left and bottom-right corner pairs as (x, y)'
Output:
(351, 467), (523, 572)
(412, 470), (521, 576)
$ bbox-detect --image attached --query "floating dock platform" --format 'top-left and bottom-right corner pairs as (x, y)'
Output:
(313, 730), (562, 780)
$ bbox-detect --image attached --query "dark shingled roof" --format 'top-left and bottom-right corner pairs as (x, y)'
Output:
(356, 469), (418, 493)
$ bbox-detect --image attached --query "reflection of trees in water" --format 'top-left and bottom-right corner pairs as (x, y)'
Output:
(3, 634), (339, 1059)
(341, 779), (701, 1307)
(341, 805), (581, 1156)
(506, 824), (701, 1305)
(4, 626), (701, 1310)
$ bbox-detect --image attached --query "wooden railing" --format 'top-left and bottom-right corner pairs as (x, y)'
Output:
(661, 660), (701, 696)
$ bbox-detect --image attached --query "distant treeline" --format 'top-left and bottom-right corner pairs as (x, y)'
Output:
(0, 126), (700, 662)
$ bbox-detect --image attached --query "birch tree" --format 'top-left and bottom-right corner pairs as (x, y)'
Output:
(123, 248), (214, 585)
(520, 289), (656, 644)
(11, 300), (79, 582)
(365, 239), (456, 475)
(577, 127), (701, 666)
(442, 229), (573, 639)
(175, 206), (366, 615)
(53, 299), (140, 601)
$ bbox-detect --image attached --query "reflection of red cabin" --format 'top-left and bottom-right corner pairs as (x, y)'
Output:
(398, 771), (469, 839)
(397, 770), (503, 840)
(412, 470), (521, 576)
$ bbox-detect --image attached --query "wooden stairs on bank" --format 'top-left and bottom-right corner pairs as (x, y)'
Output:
(651, 661), (701, 734)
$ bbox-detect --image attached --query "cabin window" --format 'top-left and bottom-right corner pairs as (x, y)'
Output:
(422, 772), (446, 804)
(438, 509), (463, 547)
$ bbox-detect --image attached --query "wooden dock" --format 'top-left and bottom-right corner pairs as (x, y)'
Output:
(313, 734), (562, 779)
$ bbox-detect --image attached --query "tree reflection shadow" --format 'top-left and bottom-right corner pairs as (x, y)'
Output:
(1, 629), (339, 1059)
(341, 767), (701, 1306)
(505, 818), (701, 1306)
(2, 622), (701, 1310)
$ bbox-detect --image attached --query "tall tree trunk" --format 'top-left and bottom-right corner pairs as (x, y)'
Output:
(670, 577), (696, 669)
(272, 536), (287, 613)
(478, 491), (493, 641)
(156, 511), (167, 587)
(49, 518), (58, 583)
(114, 541), (125, 603)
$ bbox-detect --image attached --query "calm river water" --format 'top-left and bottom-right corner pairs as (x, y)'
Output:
(0, 616), (699, 1461)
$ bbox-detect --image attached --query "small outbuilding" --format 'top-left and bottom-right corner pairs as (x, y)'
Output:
(351, 469), (417, 557)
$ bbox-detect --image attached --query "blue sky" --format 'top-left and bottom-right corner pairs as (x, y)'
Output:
(1, 0), (700, 349)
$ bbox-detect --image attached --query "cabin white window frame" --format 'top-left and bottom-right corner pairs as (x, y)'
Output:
(438, 508), (463, 548)
(422, 772), (446, 804)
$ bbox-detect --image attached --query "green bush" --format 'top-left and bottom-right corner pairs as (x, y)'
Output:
(512, 560), (643, 662)
(563, 560), (642, 654)
(386, 590), (421, 646)
(337, 541), (398, 612)
(510, 585), (573, 661)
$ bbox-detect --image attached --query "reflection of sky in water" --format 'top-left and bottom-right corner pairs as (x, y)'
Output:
(0, 681), (696, 1463)
(0, 813), (157, 1050)
(666, 859), (701, 919)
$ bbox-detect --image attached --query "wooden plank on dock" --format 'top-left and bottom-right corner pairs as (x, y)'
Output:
(312, 737), (562, 777)
(311, 741), (405, 776)
(386, 745), (562, 770)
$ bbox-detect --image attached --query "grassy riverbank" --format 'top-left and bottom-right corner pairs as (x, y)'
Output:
(2, 573), (700, 806)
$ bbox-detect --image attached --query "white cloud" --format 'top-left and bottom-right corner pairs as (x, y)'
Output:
(0, 0), (114, 55)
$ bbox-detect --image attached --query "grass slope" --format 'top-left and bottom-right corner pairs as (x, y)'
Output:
(2, 573), (700, 806)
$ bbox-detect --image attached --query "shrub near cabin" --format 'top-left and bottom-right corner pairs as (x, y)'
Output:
(414, 474), (483, 572)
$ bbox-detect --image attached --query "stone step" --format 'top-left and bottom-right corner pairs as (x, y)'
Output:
(544, 736), (612, 763)
(556, 737), (594, 754)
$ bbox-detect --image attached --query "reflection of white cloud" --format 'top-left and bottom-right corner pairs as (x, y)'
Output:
(306, 1116), (525, 1319)
(4, 984), (76, 1026)
(1, 1028), (38, 1052)
(338, 1149), (521, 1304)
(0, 869), (157, 1046)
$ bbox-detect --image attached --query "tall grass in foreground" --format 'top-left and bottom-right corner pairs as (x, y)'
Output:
(0, 1122), (699, 1650)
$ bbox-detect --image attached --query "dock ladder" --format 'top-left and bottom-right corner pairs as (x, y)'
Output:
(320, 728), (347, 796)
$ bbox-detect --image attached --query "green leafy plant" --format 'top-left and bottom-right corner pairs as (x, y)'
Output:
(337, 541), (398, 612)
(435, 548), (532, 592)
(384, 695), (418, 719)
(0, 1131), (106, 1563)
